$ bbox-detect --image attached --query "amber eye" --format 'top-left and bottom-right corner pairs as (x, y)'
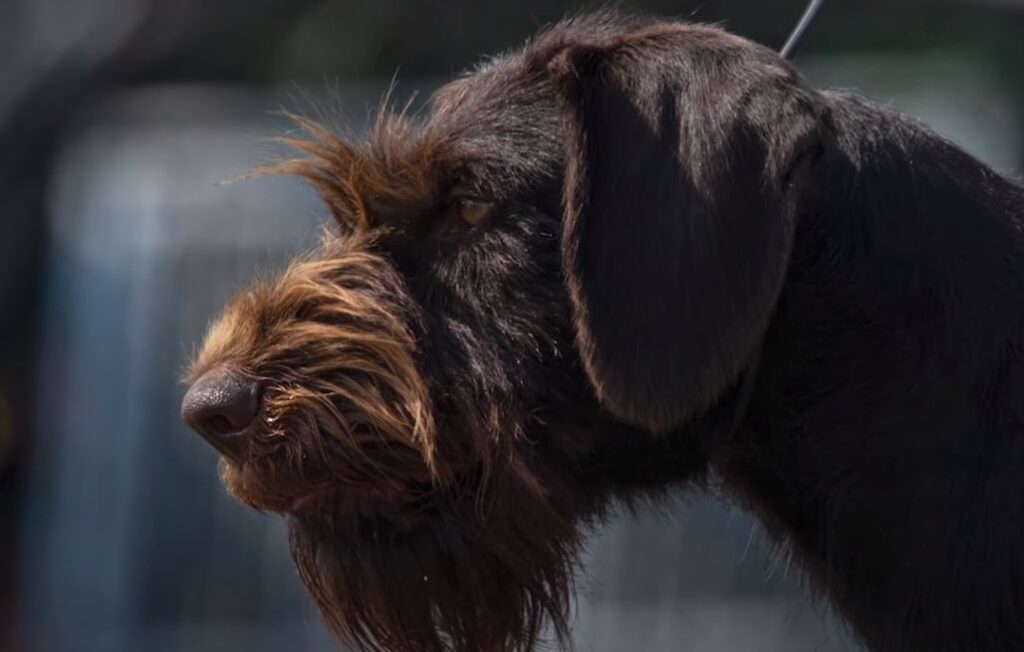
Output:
(456, 198), (493, 226)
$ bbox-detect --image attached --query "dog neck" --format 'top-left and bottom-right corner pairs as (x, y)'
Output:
(715, 90), (1024, 651)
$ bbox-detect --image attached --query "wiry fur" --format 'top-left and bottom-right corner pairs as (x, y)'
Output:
(187, 227), (608, 651)
(189, 235), (440, 508)
(184, 11), (1024, 652)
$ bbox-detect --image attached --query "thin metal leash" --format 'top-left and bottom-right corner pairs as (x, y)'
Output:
(780, 0), (827, 59)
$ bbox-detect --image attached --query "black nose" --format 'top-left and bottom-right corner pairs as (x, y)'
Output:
(181, 366), (260, 465)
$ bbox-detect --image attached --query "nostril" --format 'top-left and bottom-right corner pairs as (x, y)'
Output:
(181, 366), (261, 464)
(205, 414), (242, 437)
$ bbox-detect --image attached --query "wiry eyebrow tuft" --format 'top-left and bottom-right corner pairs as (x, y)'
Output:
(243, 103), (454, 231)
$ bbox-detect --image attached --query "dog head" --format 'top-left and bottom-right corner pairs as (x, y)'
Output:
(182, 12), (822, 652)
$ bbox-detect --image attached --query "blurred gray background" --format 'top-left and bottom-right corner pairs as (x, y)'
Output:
(2, 1), (1023, 651)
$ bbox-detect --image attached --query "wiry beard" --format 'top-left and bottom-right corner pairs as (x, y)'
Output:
(287, 465), (588, 652)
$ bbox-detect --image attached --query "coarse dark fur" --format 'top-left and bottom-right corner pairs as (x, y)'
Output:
(182, 11), (1024, 652)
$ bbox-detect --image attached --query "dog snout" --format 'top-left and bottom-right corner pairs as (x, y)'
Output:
(181, 366), (261, 465)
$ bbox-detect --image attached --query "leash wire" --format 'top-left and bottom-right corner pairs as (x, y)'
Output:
(780, 0), (827, 59)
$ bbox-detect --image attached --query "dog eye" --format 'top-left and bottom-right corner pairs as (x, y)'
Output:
(456, 198), (493, 226)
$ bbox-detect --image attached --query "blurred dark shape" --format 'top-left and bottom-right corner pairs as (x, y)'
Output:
(0, 392), (13, 474)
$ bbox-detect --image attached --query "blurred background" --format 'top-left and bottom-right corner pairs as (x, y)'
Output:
(2, 1), (1023, 650)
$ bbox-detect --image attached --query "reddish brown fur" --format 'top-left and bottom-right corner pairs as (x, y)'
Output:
(189, 235), (441, 508)
(256, 110), (452, 230)
(188, 222), (586, 652)
(188, 97), (596, 652)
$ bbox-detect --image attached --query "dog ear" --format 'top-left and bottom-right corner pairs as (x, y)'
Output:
(548, 26), (821, 433)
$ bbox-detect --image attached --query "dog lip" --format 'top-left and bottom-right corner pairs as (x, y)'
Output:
(196, 416), (262, 467)
(205, 428), (251, 467)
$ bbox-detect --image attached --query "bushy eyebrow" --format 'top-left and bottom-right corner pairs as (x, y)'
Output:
(246, 111), (459, 231)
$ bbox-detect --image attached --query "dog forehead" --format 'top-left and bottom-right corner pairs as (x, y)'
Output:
(430, 50), (546, 121)
(425, 53), (562, 173)
(420, 12), (672, 168)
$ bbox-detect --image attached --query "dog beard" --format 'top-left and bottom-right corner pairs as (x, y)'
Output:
(286, 466), (588, 652)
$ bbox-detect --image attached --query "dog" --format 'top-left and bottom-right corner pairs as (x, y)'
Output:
(181, 11), (1024, 652)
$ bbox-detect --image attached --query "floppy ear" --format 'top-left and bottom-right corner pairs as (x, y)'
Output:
(549, 26), (821, 433)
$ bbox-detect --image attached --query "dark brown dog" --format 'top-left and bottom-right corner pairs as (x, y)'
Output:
(181, 12), (1024, 652)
